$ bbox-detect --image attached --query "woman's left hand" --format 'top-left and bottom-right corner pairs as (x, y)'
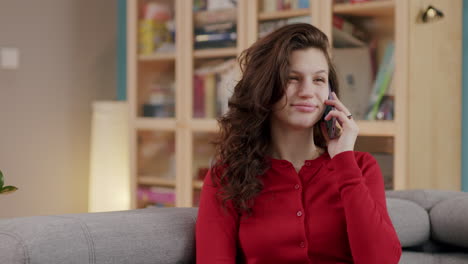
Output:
(321, 92), (359, 159)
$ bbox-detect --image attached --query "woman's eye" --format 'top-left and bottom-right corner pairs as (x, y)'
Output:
(314, 78), (325, 83)
(288, 76), (299, 81)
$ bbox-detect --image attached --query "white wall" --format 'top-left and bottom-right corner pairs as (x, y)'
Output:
(0, 0), (117, 218)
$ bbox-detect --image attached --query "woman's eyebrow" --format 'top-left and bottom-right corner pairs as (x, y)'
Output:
(290, 69), (328, 74)
(314, 70), (328, 74)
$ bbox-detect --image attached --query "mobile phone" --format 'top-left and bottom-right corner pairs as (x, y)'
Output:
(322, 87), (339, 139)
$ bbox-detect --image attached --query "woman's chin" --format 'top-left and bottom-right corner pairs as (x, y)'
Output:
(287, 119), (318, 130)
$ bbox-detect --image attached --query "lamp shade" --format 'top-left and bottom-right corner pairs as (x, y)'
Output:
(88, 101), (130, 212)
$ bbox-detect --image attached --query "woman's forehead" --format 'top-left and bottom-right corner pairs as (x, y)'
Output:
(289, 48), (329, 73)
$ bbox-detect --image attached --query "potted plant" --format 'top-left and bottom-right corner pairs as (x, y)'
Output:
(0, 170), (18, 194)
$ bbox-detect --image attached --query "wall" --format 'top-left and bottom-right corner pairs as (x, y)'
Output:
(463, 0), (468, 192)
(0, 0), (116, 218)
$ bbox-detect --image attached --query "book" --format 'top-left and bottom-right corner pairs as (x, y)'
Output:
(193, 22), (237, 50)
(194, 22), (236, 35)
(193, 75), (205, 118)
(365, 42), (395, 120)
(194, 59), (237, 118)
(258, 16), (310, 39)
(194, 8), (237, 27)
(194, 30), (237, 49)
(207, 0), (237, 10)
(138, 186), (175, 208)
(262, 0), (309, 12)
(204, 73), (217, 118)
(193, 0), (237, 11)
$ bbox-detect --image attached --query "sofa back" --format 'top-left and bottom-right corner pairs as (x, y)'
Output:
(1, 190), (468, 264)
(0, 208), (197, 264)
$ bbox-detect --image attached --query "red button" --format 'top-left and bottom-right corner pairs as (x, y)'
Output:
(305, 161), (311, 166)
(299, 241), (305, 248)
(294, 184), (300, 190)
(296, 211), (303, 217)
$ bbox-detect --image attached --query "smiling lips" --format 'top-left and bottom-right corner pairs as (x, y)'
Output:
(291, 103), (318, 113)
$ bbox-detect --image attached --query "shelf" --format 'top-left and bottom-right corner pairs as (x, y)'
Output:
(356, 120), (395, 137)
(138, 176), (176, 188)
(138, 52), (176, 62)
(333, 0), (394, 17)
(189, 119), (219, 132)
(193, 180), (203, 189)
(135, 117), (177, 131)
(139, 177), (203, 189)
(188, 119), (394, 136)
(258, 8), (310, 21)
(193, 47), (238, 59)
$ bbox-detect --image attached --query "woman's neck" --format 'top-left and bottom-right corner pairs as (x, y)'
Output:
(269, 125), (323, 165)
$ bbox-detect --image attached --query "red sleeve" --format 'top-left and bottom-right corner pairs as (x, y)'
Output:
(195, 168), (239, 263)
(328, 151), (402, 264)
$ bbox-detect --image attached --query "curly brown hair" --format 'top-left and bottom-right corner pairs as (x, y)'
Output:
(210, 23), (340, 215)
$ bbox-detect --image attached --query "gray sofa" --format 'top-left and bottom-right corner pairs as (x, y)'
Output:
(0, 190), (467, 264)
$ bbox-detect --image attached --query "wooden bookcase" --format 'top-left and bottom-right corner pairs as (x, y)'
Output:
(127, 0), (462, 209)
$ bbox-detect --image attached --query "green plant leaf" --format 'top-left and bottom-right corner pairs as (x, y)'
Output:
(0, 170), (4, 189)
(0, 186), (18, 194)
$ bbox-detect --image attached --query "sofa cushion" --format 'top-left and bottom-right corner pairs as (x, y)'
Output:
(386, 190), (464, 210)
(387, 198), (430, 247)
(430, 196), (468, 249)
(399, 252), (468, 264)
(399, 252), (437, 264)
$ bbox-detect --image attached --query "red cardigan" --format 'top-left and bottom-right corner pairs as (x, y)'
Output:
(196, 151), (402, 264)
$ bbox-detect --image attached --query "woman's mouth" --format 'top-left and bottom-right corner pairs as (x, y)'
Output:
(291, 104), (317, 113)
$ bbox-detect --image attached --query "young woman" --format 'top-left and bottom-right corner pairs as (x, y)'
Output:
(195, 23), (401, 264)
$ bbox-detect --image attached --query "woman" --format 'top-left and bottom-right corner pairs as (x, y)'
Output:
(195, 23), (401, 264)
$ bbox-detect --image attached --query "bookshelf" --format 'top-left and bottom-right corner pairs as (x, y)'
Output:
(333, 1), (394, 16)
(127, 0), (462, 208)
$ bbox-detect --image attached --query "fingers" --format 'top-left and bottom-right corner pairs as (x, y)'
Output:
(321, 115), (343, 141)
(324, 109), (355, 128)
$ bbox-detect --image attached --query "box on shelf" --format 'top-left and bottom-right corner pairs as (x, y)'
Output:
(332, 47), (373, 120)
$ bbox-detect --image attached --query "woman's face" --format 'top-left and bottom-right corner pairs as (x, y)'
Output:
(271, 48), (330, 130)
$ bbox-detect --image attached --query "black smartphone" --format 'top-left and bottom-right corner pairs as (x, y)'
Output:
(322, 87), (339, 139)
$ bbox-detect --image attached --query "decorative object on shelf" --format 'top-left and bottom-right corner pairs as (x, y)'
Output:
(365, 42), (395, 120)
(421, 5), (444, 23)
(0, 170), (18, 195)
(376, 95), (394, 120)
(138, 1), (175, 55)
(333, 47), (373, 120)
(89, 101), (130, 212)
(142, 73), (175, 118)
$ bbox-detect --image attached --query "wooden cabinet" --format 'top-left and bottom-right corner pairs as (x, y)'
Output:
(127, 0), (462, 208)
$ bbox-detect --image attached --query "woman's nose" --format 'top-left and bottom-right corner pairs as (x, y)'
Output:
(298, 78), (317, 97)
